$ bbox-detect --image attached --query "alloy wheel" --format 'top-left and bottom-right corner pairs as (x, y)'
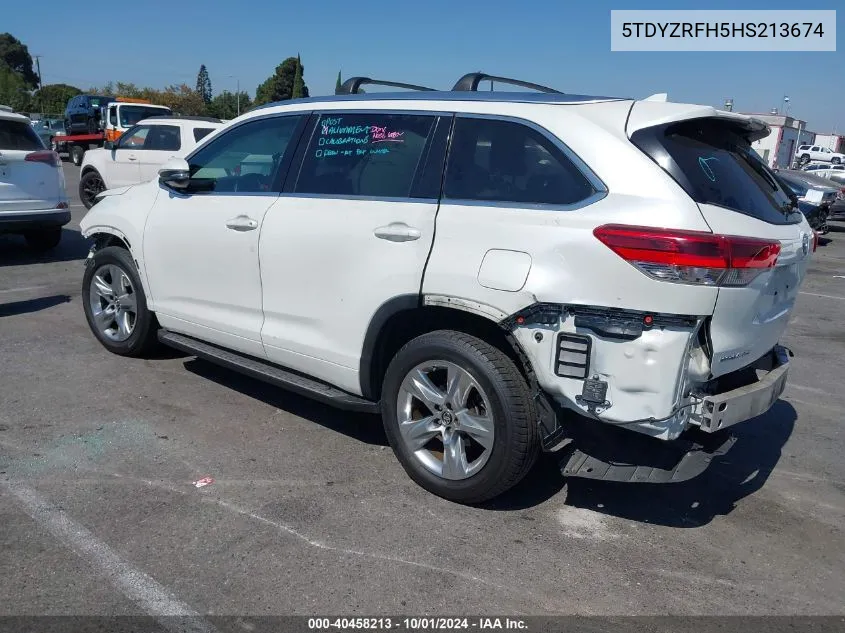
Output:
(396, 361), (495, 480)
(88, 264), (137, 342)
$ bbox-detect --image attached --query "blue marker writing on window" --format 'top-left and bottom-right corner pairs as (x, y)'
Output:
(699, 156), (719, 182)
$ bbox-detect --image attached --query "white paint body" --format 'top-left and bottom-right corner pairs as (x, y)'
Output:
(80, 94), (813, 441)
(80, 117), (223, 189)
(0, 110), (67, 216)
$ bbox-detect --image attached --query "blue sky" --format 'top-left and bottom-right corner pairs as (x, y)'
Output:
(5, 0), (842, 132)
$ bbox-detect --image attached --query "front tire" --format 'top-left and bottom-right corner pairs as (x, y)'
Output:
(79, 170), (105, 209)
(380, 330), (539, 504)
(800, 154), (811, 166)
(833, 157), (842, 165)
(24, 227), (62, 251)
(82, 246), (159, 357)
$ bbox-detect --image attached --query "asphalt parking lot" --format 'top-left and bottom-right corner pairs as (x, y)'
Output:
(1, 163), (844, 618)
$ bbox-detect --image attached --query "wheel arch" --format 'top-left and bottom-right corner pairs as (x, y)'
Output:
(359, 296), (535, 401)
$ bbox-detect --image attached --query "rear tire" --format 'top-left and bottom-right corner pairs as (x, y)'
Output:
(833, 157), (842, 165)
(71, 145), (85, 166)
(87, 117), (97, 134)
(24, 228), (62, 251)
(82, 246), (160, 357)
(380, 330), (539, 504)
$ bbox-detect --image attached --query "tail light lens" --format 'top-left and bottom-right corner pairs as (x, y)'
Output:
(25, 150), (60, 167)
(593, 225), (781, 287)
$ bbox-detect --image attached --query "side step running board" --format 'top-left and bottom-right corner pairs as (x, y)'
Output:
(158, 330), (380, 414)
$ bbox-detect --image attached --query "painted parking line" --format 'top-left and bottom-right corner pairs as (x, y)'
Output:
(0, 285), (49, 295)
(2, 481), (217, 633)
(799, 291), (845, 302)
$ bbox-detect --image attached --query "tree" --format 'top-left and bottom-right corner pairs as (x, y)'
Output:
(33, 83), (81, 115)
(254, 56), (308, 105)
(154, 84), (207, 116)
(208, 90), (252, 119)
(196, 65), (212, 104)
(291, 54), (304, 99)
(335, 70), (342, 94)
(0, 64), (32, 111)
(0, 33), (38, 88)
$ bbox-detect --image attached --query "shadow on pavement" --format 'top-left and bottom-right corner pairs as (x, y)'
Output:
(183, 357), (387, 446)
(486, 400), (796, 525)
(0, 294), (71, 317)
(178, 354), (795, 524)
(0, 228), (90, 266)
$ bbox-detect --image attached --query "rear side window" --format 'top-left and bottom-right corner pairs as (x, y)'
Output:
(443, 117), (594, 205)
(294, 113), (435, 198)
(193, 127), (215, 142)
(632, 119), (799, 225)
(0, 120), (44, 150)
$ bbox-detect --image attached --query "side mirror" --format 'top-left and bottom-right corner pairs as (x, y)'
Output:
(159, 157), (191, 190)
(104, 140), (115, 150)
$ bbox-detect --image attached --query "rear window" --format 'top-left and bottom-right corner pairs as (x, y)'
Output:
(119, 105), (172, 127)
(632, 119), (800, 225)
(0, 120), (44, 150)
(193, 127), (215, 142)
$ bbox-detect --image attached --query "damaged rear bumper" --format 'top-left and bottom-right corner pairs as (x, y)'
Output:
(691, 345), (790, 434)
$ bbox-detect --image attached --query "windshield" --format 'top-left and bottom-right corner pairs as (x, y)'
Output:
(632, 118), (801, 225)
(119, 105), (172, 127)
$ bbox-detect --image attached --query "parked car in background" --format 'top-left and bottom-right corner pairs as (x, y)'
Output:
(79, 74), (814, 503)
(775, 169), (839, 209)
(0, 109), (69, 249)
(78, 116), (223, 208)
(64, 94), (116, 134)
(794, 144), (845, 166)
(31, 118), (66, 147)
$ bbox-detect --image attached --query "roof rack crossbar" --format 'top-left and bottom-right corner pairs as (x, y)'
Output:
(452, 72), (562, 94)
(336, 77), (437, 95)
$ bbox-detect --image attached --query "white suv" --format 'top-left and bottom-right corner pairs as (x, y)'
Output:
(78, 116), (223, 208)
(78, 73), (814, 503)
(0, 109), (70, 249)
(795, 144), (845, 166)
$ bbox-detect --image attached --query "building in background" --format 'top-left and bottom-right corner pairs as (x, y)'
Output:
(745, 113), (813, 168)
(811, 133), (845, 154)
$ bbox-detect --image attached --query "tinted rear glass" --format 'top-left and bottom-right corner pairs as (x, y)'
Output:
(633, 118), (800, 225)
(193, 127), (215, 142)
(119, 105), (172, 127)
(0, 120), (44, 150)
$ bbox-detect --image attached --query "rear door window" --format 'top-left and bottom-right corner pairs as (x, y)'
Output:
(0, 119), (44, 150)
(145, 125), (181, 151)
(443, 117), (595, 205)
(632, 118), (800, 225)
(293, 113), (436, 198)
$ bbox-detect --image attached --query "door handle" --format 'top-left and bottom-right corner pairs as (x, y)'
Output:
(127, 155), (137, 161)
(374, 222), (421, 242)
(225, 215), (259, 232)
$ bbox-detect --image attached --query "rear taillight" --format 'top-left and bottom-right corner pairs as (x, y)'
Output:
(25, 150), (60, 167)
(593, 225), (781, 287)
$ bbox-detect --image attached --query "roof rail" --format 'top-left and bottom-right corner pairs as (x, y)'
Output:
(452, 72), (562, 94)
(336, 77), (437, 95)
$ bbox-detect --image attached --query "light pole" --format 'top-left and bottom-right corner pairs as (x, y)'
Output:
(782, 95), (790, 118)
(724, 98), (733, 112)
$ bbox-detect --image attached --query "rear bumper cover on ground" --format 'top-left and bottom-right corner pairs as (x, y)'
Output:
(0, 210), (71, 232)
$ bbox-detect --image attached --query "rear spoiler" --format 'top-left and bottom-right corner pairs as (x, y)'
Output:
(626, 101), (771, 143)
